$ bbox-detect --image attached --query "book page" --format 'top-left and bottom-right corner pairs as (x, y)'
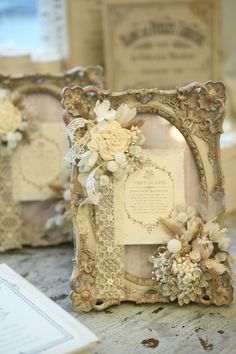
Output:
(0, 264), (98, 354)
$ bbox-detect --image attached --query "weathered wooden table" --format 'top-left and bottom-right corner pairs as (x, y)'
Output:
(1, 214), (236, 354)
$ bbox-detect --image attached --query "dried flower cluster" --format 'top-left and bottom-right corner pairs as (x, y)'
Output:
(0, 90), (29, 153)
(44, 165), (72, 236)
(151, 206), (233, 305)
(66, 100), (145, 205)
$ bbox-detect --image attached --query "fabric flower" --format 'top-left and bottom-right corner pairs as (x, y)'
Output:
(129, 144), (142, 157)
(115, 103), (137, 126)
(107, 161), (119, 172)
(0, 99), (22, 134)
(94, 100), (116, 123)
(167, 239), (182, 253)
(77, 150), (99, 172)
(99, 175), (109, 187)
(115, 151), (126, 164)
(87, 121), (131, 160)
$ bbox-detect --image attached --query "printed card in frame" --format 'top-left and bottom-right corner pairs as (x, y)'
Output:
(103, 0), (220, 90)
(0, 66), (103, 252)
(62, 82), (233, 311)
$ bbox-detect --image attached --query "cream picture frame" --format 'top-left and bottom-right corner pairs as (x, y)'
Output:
(62, 81), (233, 311)
(0, 66), (103, 252)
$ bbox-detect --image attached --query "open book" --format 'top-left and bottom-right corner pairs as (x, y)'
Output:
(0, 264), (99, 354)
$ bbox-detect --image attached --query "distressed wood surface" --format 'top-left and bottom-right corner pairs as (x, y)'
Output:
(0, 214), (236, 354)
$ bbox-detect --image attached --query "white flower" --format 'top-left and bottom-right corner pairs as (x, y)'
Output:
(218, 237), (230, 251)
(77, 172), (89, 187)
(63, 189), (71, 201)
(55, 203), (65, 213)
(94, 100), (116, 123)
(88, 121), (131, 160)
(115, 103), (137, 126)
(167, 239), (182, 253)
(107, 160), (119, 172)
(136, 134), (145, 145)
(6, 132), (17, 142)
(204, 221), (220, 239)
(55, 214), (65, 226)
(129, 144), (142, 157)
(113, 168), (124, 179)
(176, 212), (188, 224)
(8, 140), (18, 149)
(14, 131), (22, 142)
(100, 175), (109, 187)
(19, 121), (28, 131)
(77, 150), (98, 173)
(215, 252), (227, 262)
(45, 218), (55, 230)
(189, 250), (201, 263)
(115, 151), (126, 164)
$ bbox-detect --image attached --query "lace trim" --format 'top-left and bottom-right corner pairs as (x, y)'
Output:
(66, 117), (88, 140)
(0, 151), (22, 251)
(95, 183), (124, 299)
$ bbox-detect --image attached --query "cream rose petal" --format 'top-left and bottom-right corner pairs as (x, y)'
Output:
(94, 100), (116, 122)
(116, 103), (137, 126)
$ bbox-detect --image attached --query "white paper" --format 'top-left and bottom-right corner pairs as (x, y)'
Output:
(0, 264), (98, 354)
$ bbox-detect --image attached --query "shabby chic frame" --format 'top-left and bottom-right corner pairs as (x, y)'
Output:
(62, 81), (233, 311)
(0, 66), (103, 252)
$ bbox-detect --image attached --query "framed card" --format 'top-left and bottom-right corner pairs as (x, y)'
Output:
(103, 0), (220, 90)
(63, 81), (233, 311)
(0, 66), (103, 252)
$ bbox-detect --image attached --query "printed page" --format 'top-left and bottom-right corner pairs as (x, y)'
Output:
(0, 264), (98, 354)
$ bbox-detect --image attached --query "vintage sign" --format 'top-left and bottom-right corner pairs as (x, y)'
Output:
(103, 0), (220, 90)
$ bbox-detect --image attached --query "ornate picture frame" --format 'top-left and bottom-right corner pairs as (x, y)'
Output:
(62, 81), (233, 311)
(103, 0), (220, 90)
(0, 66), (103, 252)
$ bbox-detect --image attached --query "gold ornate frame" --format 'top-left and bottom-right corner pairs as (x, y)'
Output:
(62, 81), (233, 311)
(0, 66), (103, 252)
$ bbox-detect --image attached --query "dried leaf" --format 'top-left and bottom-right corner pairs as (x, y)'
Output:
(191, 222), (204, 241)
(159, 218), (182, 238)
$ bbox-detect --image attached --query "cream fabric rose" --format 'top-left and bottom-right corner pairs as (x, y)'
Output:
(88, 121), (131, 160)
(0, 99), (22, 134)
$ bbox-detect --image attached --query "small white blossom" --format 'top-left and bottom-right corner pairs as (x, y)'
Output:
(215, 252), (227, 262)
(55, 203), (65, 213)
(55, 214), (65, 226)
(167, 239), (182, 253)
(14, 131), (22, 142)
(45, 218), (55, 230)
(77, 150), (98, 173)
(115, 103), (137, 126)
(218, 237), (230, 251)
(100, 175), (109, 187)
(6, 132), (17, 143)
(115, 151), (126, 164)
(107, 160), (119, 172)
(63, 189), (71, 201)
(94, 100), (116, 123)
(19, 121), (28, 131)
(176, 212), (188, 224)
(129, 144), (142, 157)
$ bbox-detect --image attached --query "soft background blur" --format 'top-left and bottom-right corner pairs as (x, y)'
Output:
(0, 0), (236, 212)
